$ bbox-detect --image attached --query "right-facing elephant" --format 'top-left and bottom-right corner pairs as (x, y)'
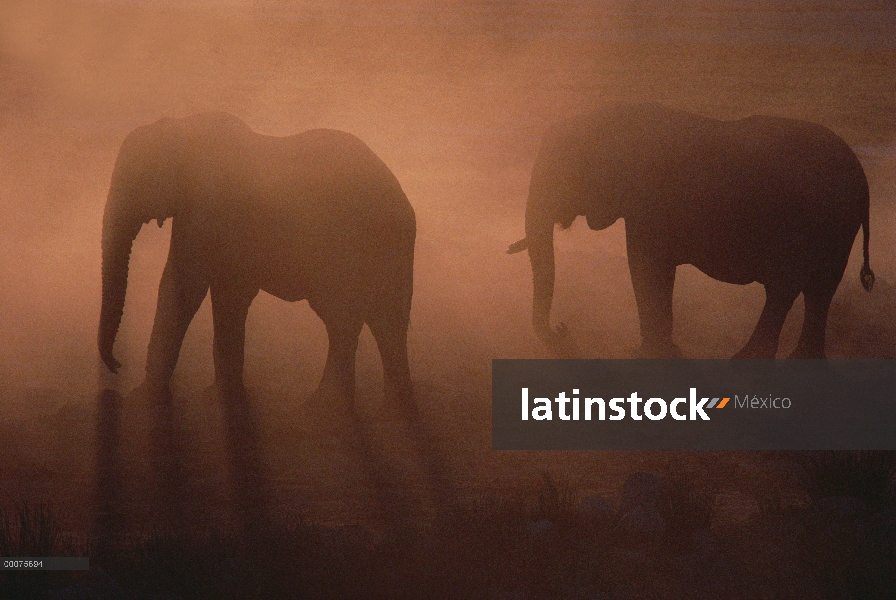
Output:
(509, 103), (874, 359)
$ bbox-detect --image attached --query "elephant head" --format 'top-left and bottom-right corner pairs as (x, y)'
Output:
(508, 120), (621, 346)
(98, 119), (181, 373)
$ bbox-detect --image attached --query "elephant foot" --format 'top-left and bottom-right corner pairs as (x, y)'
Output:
(214, 379), (248, 402)
(635, 340), (682, 359)
(535, 322), (583, 358)
(375, 397), (417, 423)
(788, 344), (825, 360)
(300, 388), (355, 435)
(732, 344), (776, 360)
(136, 377), (172, 403)
(375, 380), (417, 422)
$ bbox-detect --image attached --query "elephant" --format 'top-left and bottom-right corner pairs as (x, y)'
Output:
(99, 113), (416, 413)
(508, 103), (874, 359)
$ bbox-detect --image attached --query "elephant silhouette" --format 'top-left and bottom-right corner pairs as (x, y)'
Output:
(509, 103), (874, 359)
(99, 113), (416, 413)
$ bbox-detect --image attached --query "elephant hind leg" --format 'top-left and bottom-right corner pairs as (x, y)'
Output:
(316, 312), (364, 410)
(790, 270), (845, 360)
(297, 309), (362, 433)
(367, 305), (414, 417)
(789, 246), (851, 359)
(789, 288), (834, 359)
(733, 283), (800, 359)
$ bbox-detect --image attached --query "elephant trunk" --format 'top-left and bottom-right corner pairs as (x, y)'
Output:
(98, 192), (142, 373)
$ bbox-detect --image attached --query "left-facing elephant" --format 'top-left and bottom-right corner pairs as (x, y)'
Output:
(99, 113), (416, 412)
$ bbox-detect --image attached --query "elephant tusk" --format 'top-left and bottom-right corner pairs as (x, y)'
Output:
(507, 238), (529, 254)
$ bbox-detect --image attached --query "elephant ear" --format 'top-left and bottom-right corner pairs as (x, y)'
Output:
(581, 152), (622, 231)
(113, 117), (185, 213)
(531, 124), (591, 229)
(147, 118), (186, 208)
(581, 122), (640, 231)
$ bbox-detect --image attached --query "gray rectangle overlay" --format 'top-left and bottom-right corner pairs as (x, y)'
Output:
(1, 557), (89, 570)
(492, 360), (896, 450)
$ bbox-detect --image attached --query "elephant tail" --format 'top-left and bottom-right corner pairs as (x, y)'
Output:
(861, 210), (875, 291)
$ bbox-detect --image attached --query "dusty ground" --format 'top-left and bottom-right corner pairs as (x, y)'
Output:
(0, 1), (895, 546)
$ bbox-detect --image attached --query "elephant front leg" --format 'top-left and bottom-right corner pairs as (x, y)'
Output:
(733, 283), (799, 359)
(210, 284), (259, 396)
(628, 249), (680, 359)
(145, 259), (209, 396)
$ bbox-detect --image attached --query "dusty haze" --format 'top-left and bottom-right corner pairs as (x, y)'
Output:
(1, 0), (895, 536)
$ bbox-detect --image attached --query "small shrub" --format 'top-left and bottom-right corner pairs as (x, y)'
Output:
(662, 470), (714, 550)
(800, 451), (896, 600)
(801, 451), (896, 511)
(0, 502), (85, 599)
(532, 469), (581, 530)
